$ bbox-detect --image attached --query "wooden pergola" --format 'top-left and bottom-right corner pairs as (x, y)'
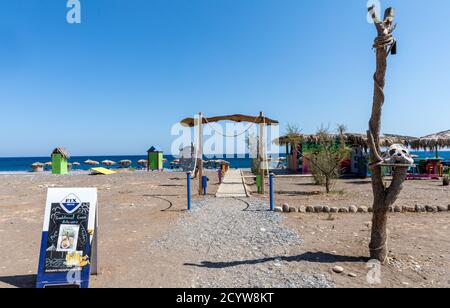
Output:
(180, 113), (279, 195)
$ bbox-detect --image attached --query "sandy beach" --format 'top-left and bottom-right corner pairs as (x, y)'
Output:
(0, 170), (449, 288)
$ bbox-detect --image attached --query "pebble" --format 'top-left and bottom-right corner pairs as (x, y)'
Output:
(314, 205), (324, 213)
(289, 207), (298, 213)
(426, 205), (437, 213)
(358, 206), (368, 213)
(349, 206), (358, 213)
(306, 206), (315, 213)
(415, 205), (425, 213)
(282, 203), (290, 213)
(348, 273), (357, 278)
(394, 205), (402, 213)
(274, 207), (283, 213)
(298, 206), (306, 213)
(330, 207), (339, 213)
(323, 206), (331, 213)
(404, 206), (416, 213)
(437, 205), (447, 212)
(339, 207), (349, 213)
(332, 266), (344, 274)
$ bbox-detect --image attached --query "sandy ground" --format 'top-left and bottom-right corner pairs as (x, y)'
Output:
(245, 174), (450, 288)
(0, 170), (219, 288)
(0, 171), (449, 288)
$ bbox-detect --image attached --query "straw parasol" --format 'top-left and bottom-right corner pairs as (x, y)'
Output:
(137, 159), (148, 167)
(274, 132), (415, 149)
(102, 160), (117, 167)
(31, 162), (44, 172)
(410, 130), (450, 158)
(119, 160), (132, 168)
(84, 160), (100, 166)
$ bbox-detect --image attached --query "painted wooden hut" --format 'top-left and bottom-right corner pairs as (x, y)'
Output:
(51, 147), (70, 175)
(147, 146), (164, 171)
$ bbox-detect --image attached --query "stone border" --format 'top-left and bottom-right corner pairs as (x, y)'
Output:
(274, 204), (450, 214)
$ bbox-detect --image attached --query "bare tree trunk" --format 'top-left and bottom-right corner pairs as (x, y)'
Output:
(367, 6), (408, 264)
(325, 176), (331, 194)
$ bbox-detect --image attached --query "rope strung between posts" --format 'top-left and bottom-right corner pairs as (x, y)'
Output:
(203, 116), (258, 138)
(190, 114), (268, 178)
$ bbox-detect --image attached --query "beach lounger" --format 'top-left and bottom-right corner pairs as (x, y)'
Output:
(90, 167), (116, 175)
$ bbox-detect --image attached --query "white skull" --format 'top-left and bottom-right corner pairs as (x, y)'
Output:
(383, 144), (414, 165)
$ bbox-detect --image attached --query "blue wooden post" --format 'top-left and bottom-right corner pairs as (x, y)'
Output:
(187, 172), (192, 210)
(269, 173), (274, 211)
(202, 176), (208, 195)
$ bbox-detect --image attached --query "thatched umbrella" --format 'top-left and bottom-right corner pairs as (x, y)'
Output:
(410, 130), (450, 158)
(102, 160), (117, 167)
(137, 159), (148, 167)
(274, 132), (415, 149)
(31, 162), (44, 173)
(71, 162), (80, 170)
(119, 160), (132, 168)
(84, 160), (100, 166)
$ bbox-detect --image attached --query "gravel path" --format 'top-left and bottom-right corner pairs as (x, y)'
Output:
(151, 197), (334, 288)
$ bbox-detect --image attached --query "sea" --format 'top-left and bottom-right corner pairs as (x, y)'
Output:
(0, 151), (449, 173)
(0, 154), (257, 172)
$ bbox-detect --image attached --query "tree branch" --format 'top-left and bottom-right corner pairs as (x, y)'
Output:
(385, 167), (408, 205)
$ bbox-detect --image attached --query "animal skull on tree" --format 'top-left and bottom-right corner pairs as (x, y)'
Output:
(382, 144), (414, 165)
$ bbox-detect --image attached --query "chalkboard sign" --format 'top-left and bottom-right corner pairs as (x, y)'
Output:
(36, 188), (98, 288)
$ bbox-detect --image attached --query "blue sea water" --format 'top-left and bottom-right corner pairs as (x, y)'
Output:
(0, 154), (257, 172)
(0, 151), (449, 172)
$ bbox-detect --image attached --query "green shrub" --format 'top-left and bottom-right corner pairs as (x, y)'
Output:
(303, 127), (350, 193)
(444, 175), (450, 187)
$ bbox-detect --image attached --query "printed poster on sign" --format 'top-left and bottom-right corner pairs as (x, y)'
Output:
(36, 188), (97, 288)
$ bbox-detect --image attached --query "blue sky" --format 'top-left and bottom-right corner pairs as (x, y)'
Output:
(0, 0), (449, 157)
